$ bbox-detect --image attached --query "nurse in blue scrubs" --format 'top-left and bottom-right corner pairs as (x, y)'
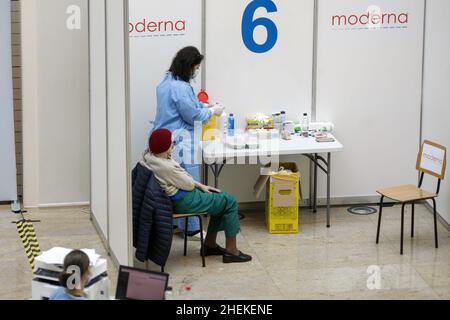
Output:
(152, 46), (224, 239)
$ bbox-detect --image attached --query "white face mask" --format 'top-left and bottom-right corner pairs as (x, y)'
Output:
(191, 68), (200, 81)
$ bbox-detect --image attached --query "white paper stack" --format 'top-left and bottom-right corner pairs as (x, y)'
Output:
(37, 247), (100, 266)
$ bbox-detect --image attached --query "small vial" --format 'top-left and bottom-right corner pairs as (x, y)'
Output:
(280, 111), (286, 123)
(301, 113), (310, 138)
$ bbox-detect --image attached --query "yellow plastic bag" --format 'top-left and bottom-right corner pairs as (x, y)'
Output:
(202, 115), (217, 141)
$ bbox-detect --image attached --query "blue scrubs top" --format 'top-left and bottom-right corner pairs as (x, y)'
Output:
(152, 72), (212, 171)
(153, 72), (212, 135)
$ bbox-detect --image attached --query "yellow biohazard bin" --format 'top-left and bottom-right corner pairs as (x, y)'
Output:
(202, 115), (217, 141)
(265, 163), (300, 234)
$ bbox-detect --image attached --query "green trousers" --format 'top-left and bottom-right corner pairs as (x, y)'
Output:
(172, 188), (241, 238)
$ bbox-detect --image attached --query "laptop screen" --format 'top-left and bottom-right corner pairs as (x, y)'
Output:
(115, 266), (169, 300)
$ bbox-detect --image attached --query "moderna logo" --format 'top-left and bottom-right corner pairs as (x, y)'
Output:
(129, 18), (186, 38)
(423, 153), (443, 166)
(331, 6), (409, 31)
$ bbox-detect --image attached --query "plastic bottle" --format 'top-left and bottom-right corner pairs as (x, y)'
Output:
(300, 113), (310, 137)
(228, 113), (235, 136)
(219, 112), (228, 140)
(280, 111), (286, 124)
(273, 112), (282, 132)
(164, 287), (173, 300)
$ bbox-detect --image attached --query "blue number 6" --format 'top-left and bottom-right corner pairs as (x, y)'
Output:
(242, 0), (278, 54)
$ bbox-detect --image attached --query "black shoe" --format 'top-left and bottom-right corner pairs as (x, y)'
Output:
(201, 245), (227, 257)
(223, 251), (252, 263)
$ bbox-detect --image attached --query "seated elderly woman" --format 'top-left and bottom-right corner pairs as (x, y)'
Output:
(143, 128), (252, 263)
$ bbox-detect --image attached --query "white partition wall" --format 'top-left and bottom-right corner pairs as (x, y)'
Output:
(89, 0), (132, 266)
(105, 0), (132, 267)
(0, 0), (18, 202)
(89, 0), (108, 240)
(21, 0), (90, 207)
(205, 0), (315, 202)
(129, 0), (203, 166)
(422, 0), (450, 224)
(315, 0), (425, 202)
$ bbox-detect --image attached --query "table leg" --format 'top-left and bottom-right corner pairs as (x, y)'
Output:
(327, 153), (331, 228)
(203, 164), (209, 185)
(309, 159), (313, 210)
(214, 163), (219, 189)
(208, 162), (225, 189)
(313, 153), (318, 214)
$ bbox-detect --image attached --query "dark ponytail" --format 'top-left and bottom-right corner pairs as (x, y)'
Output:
(59, 250), (90, 288)
(169, 46), (204, 82)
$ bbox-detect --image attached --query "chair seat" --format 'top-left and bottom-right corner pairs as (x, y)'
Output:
(173, 213), (208, 219)
(377, 184), (436, 202)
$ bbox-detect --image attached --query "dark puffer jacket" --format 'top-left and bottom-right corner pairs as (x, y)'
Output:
(132, 162), (173, 267)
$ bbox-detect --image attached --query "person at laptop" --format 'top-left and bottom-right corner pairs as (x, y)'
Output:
(143, 128), (252, 263)
(49, 250), (91, 300)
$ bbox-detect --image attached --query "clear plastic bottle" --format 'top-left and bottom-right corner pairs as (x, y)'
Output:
(280, 111), (286, 124)
(164, 287), (173, 300)
(273, 112), (282, 131)
(300, 113), (310, 137)
(219, 112), (228, 140)
(228, 113), (235, 136)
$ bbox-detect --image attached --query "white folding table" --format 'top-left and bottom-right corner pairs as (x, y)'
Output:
(201, 134), (344, 228)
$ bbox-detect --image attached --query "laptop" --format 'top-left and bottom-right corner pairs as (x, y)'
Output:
(115, 266), (169, 300)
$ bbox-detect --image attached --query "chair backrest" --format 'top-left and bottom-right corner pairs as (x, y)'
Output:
(416, 140), (447, 180)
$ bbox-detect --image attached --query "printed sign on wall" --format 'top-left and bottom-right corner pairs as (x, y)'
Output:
(241, 0), (279, 54)
(316, 0), (425, 198)
(129, 0), (203, 165)
(206, 0), (315, 129)
(330, 6), (410, 31)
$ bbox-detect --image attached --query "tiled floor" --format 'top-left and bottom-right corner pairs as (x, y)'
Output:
(143, 204), (450, 300)
(0, 206), (117, 300)
(1, 203), (449, 300)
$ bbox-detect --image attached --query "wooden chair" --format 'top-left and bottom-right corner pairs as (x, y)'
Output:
(160, 213), (208, 272)
(376, 140), (447, 254)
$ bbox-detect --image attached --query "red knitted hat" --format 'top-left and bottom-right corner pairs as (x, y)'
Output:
(149, 128), (173, 154)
